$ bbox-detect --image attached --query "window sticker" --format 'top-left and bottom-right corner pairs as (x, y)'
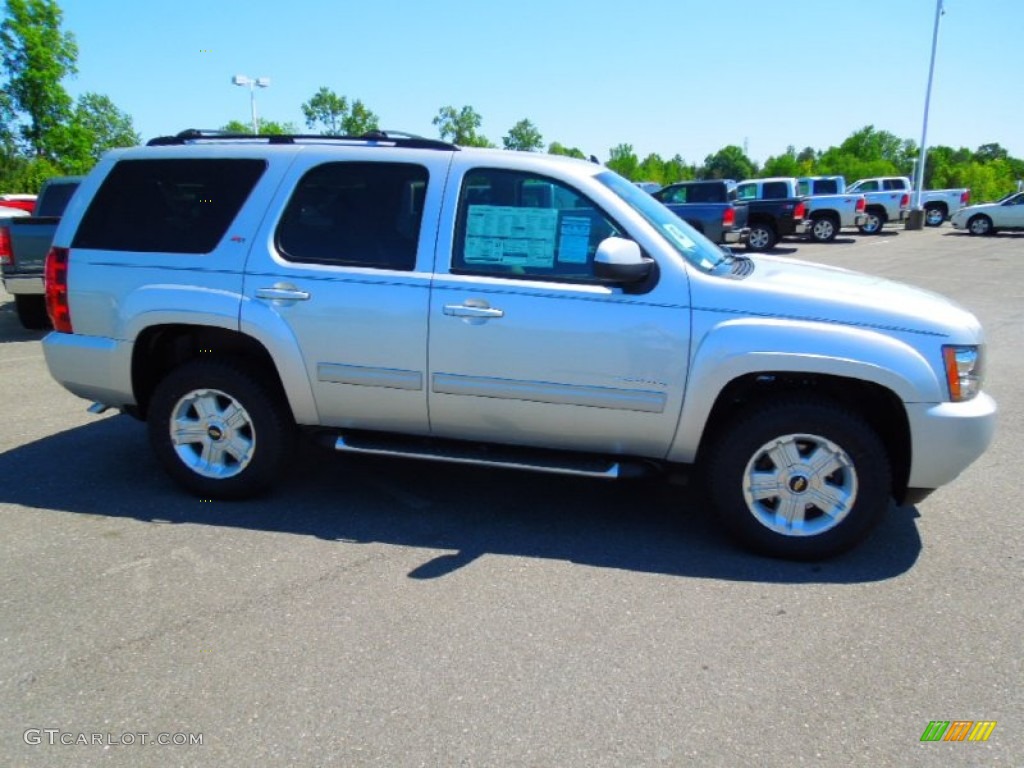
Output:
(557, 215), (591, 264)
(665, 223), (697, 252)
(464, 205), (558, 268)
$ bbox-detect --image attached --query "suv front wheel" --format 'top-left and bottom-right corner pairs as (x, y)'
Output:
(148, 359), (294, 499)
(705, 398), (891, 560)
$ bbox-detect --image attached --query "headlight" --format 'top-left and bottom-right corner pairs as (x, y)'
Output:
(942, 345), (983, 401)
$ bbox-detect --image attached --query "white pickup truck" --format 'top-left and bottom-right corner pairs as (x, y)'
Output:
(39, 129), (997, 560)
(795, 176), (868, 242)
(848, 176), (968, 228)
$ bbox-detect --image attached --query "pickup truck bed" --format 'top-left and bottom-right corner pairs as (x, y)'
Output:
(0, 176), (82, 328)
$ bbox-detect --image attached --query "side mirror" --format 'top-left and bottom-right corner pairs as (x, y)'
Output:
(593, 237), (651, 283)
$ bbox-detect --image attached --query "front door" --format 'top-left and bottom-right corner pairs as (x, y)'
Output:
(427, 164), (690, 459)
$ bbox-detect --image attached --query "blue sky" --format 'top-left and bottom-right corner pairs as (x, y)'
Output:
(58, 0), (1021, 166)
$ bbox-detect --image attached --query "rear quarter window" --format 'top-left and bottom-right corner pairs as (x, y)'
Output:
(72, 159), (266, 253)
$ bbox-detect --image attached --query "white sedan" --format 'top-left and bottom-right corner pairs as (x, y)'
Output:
(950, 191), (1024, 235)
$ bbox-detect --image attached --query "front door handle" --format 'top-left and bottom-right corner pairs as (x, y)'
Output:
(443, 303), (504, 319)
(256, 284), (311, 303)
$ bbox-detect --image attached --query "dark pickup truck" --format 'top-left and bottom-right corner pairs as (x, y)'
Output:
(652, 180), (749, 246)
(0, 175), (82, 328)
(735, 178), (810, 250)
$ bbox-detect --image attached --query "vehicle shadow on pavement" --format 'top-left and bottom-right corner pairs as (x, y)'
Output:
(0, 300), (49, 344)
(0, 415), (923, 585)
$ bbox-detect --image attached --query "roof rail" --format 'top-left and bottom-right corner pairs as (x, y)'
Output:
(146, 128), (458, 151)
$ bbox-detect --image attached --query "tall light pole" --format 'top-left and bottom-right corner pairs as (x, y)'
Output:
(910, 0), (945, 228)
(231, 74), (271, 135)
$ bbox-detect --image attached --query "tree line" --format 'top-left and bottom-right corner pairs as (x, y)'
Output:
(2, 0), (1021, 204)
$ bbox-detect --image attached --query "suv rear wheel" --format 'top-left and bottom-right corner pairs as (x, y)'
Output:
(705, 398), (891, 560)
(148, 359), (294, 498)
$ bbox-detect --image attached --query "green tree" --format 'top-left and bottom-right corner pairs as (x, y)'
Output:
(301, 86), (347, 134)
(503, 118), (542, 151)
(433, 105), (491, 147)
(974, 142), (1008, 163)
(796, 146), (818, 165)
(701, 145), (755, 180)
(547, 141), (586, 159)
(299, 87), (378, 136)
(342, 99), (378, 135)
(222, 119), (295, 136)
(67, 92), (138, 162)
(761, 146), (801, 178)
(606, 143), (639, 179)
(662, 154), (694, 184)
(636, 152), (666, 184)
(0, 0), (78, 158)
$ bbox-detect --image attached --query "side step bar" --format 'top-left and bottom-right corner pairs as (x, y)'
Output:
(327, 432), (650, 480)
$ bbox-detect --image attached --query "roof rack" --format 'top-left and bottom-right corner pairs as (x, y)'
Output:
(146, 129), (458, 151)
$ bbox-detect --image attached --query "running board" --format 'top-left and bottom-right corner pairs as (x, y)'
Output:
(327, 432), (648, 480)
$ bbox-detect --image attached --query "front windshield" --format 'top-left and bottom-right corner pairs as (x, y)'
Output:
(596, 171), (727, 271)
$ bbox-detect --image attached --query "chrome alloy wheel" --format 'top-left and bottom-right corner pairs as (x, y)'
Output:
(968, 215), (992, 236)
(811, 217), (836, 241)
(169, 388), (256, 479)
(748, 226), (772, 250)
(925, 208), (944, 226)
(742, 433), (858, 537)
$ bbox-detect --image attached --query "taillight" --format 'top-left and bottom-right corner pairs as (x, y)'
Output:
(0, 226), (11, 266)
(44, 246), (72, 333)
(900, 193), (910, 208)
(793, 201), (806, 220)
(855, 197), (866, 212)
(722, 207), (735, 227)
(961, 190), (970, 205)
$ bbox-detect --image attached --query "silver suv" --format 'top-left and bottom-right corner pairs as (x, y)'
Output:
(41, 130), (997, 559)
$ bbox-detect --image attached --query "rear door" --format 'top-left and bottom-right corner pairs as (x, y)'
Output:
(242, 148), (452, 432)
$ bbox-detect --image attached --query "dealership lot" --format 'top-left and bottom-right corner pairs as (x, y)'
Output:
(1, 226), (1021, 766)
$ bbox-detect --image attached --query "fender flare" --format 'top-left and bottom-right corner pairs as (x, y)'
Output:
(122, 286), (319, 425)
(667, 317), (944, 463)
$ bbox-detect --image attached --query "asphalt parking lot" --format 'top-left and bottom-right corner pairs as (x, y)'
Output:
(1, 225), (1021, 767)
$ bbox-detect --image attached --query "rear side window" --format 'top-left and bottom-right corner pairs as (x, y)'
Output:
(72, 159), (266, 253)
(813, 178), (839, 194)
(657, 185), (688, 204)
(882, 178), (905, 191)
(276, 162), (428, 270)
(762, 181), (789, 199)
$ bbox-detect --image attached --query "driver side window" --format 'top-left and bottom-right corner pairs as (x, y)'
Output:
(452, 169), (622, 281)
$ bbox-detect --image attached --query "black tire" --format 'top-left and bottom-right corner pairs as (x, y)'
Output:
(809, 214), (839, 243)
(147, 358), (294, 499)
(858, 210), (885, 235)
(704, 398), (891, 560)
(924, 205), (945, 227)
(967, 214), (994, 236)
(14, 295), (51, 330)
(746, 223), (777, 252)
